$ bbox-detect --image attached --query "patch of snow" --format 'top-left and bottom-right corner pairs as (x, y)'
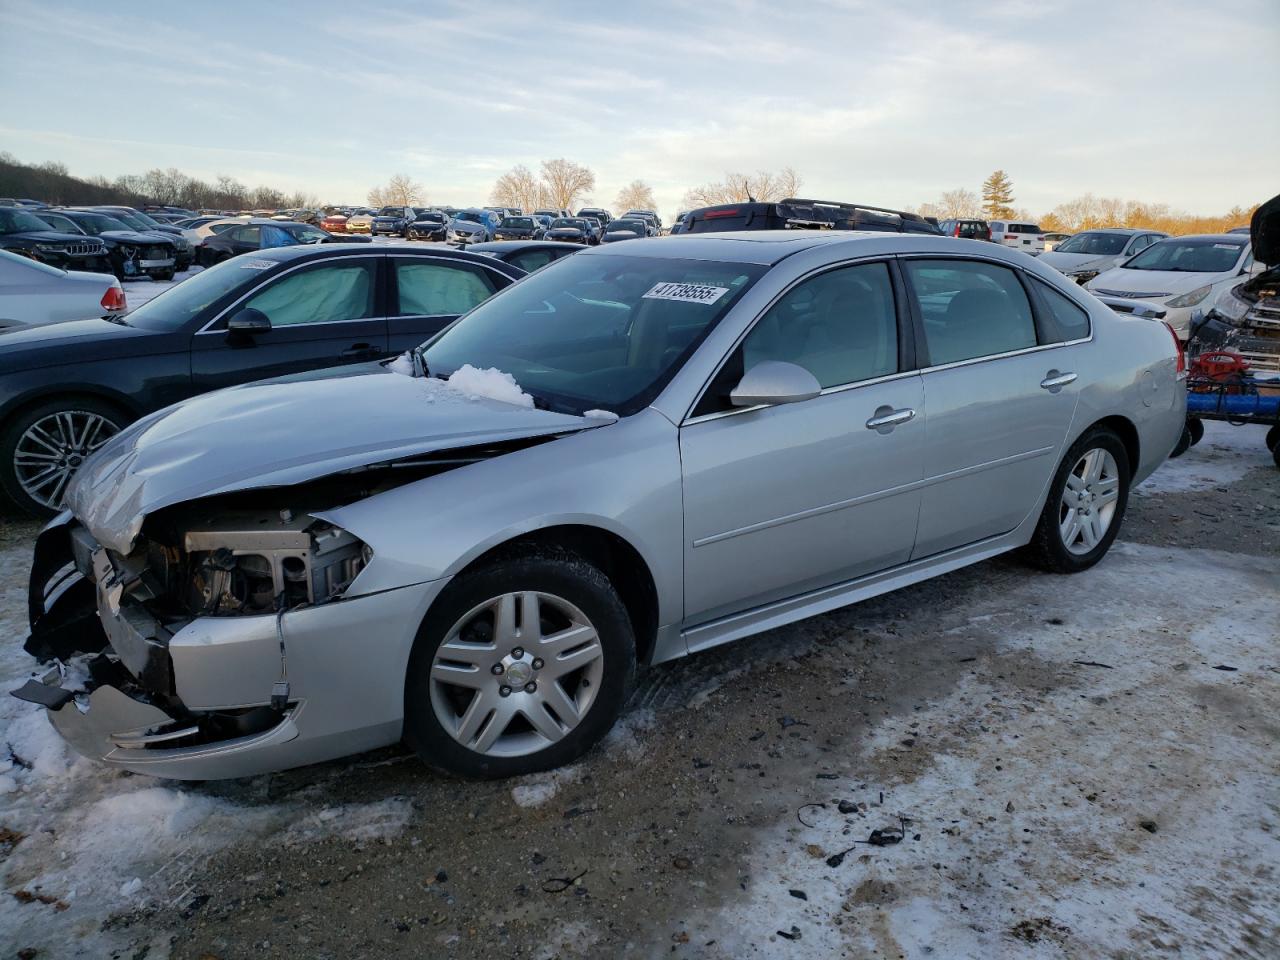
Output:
(118, 878), (143, 897)
(695, 541), (1280, 958)
(282, 798), (413, 844)
(447, 364), (534, 408)
(386, 351), (416, 376)
(583, 409), (618, 421)
(1135, 419), (1271, 495)
(512, 765), (582, 808)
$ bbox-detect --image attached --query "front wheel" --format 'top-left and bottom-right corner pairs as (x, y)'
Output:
(1024, 428), (1130, 574)
(0, 397), (127, 517)
(404, 552), (635, 778)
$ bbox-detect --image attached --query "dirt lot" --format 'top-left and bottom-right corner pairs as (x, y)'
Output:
(1, 421), (1277, 960)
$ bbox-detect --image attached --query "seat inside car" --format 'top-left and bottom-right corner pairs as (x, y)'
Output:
(932, 287), (1034, 364)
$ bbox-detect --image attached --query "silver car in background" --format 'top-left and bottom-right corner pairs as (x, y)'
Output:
(15, 232), (1185, 780)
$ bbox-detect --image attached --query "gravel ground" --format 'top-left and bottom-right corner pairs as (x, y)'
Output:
(1, 421), (1276, 960)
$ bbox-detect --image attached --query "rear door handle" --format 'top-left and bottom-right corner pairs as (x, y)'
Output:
(1040, 370), (1078, 392)
(341, 343), (379, 360)
(865, 406), (916, 432)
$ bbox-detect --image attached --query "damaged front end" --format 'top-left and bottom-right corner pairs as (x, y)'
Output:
(14, 499), (371, 768)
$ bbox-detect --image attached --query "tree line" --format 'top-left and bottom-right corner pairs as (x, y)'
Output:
(915, 169), (1257, 235)
(0, 152), (318, 211)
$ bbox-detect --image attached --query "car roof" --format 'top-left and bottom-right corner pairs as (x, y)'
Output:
(466, 240), (573, 252)
(1158, 233), (1247, 243)
(1075, 227), (1151, 235)
(575, 230), (1030, 266)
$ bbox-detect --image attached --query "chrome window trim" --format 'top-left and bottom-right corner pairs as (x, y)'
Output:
(681, 252), (1095, 426)
(195, 252), (383, 335)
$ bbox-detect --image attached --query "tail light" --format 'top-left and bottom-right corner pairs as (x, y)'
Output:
(953, 224), (962, 236)
(100, 284), (127, 313)
(1162, 320), (1186, 379)
(703, 208), (740, 219)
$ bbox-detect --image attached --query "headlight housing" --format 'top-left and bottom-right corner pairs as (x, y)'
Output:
(35, 243), (64, 253)
(1167, 285), (1213, 308)
(1210, 283), (1252, 322)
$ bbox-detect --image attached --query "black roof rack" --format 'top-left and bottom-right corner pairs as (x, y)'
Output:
(682, 197), (938, 234)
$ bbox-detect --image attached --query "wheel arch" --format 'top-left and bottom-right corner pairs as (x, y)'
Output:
(444, 523), (661, 666)
(1083, 414), (1140, 478)
(0, 386), (142, 430)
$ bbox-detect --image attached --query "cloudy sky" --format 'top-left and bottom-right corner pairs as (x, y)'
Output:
(1, 0), (1276, 218)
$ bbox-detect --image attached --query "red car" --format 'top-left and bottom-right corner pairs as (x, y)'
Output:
(321, 214), (349, 234)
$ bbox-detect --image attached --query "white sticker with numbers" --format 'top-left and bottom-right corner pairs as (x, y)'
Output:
(642, 281), (730, 305)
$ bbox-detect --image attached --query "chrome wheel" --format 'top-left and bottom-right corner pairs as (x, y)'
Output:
(1059, 448), (1120, 555)
(429, 591), (604, 758)
(14, 410), (119, 510)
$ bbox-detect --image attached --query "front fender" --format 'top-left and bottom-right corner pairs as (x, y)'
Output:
(318, 408), (684, 629)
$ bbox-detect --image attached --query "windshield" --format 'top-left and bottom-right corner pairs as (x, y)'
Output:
(130, 210), (164, 227)
(1054, 232), (1129, 256)
(106, 210), (149, 230)
(607, 220), (646, 232)
(1124, 238), (1245, 273)
(125, 257), (266, 332)
(501, 217), (535, 228)
(74, 213), (132, 235)
(423, 253), (766, 416)
(551, 219), (583, 229)
(454, 211), (484, 224)
(377, 207), (403, 216)
(0, 209), (54, 234)
(416, 213), (445, 223)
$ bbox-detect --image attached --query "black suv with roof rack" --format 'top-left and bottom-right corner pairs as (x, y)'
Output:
(679, 198), (941, 236)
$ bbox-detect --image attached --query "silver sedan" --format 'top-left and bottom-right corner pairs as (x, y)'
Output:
(16, 232), (1186, 779)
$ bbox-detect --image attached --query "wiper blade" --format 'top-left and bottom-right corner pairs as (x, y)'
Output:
(411, 345), (428, 378)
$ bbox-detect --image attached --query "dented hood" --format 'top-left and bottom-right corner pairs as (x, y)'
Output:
(66, 364), (593, 553)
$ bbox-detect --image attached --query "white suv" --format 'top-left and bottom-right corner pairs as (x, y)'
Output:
(990, 220), (1045, 253)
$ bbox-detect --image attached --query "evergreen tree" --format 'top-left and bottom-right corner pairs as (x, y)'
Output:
(982, 170), (1016, 219)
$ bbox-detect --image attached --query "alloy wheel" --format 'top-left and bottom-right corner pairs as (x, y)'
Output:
(1058, 448), (1120, 555)
(14, 410), (119, 510)
(430, 591), (604, 757)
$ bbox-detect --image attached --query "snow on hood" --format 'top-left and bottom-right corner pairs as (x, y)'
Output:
(1086, 266), (1234, 297)
(66, 364), (592, 553)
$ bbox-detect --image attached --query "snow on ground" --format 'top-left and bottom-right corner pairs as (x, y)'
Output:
(697, 534), (1279, 958)
(122, 265), (201, 312)
(1134, 420), (1273, 495)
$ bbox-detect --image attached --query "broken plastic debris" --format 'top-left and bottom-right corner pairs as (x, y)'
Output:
(119, 877), (143, 897)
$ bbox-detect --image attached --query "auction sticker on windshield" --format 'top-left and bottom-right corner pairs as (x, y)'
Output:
(643, 282), (730, 305)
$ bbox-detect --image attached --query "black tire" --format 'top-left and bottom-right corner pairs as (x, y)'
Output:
(1187, 417), (1204, 446)
(404, 550), (635, 779)
(0, 396), (129, 518)
(1266, 425), (1280, 452)
(1170, 425), (1192, 459)
(1273, 441), (1280, 469)
(151, 268), (176, 282)
(1023, 427), (1131, 574)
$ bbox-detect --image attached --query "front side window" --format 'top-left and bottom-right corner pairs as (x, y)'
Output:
(423, 253), (765, 416)
(903, 259), (1037, 365)
(395, 261), (495, 316)
(242, 262), (374, 327)
(231, 226), (262, 246)
(742, 262), (899, 389)
(1033, 278), (1091, 342)
(261, 225), (298, 249)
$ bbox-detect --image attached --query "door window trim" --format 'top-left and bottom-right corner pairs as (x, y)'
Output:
(195, 253), (384, 335)
(681, 256), (914, 425)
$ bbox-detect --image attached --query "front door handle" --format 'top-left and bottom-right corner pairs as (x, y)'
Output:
(341, 343), (379, 360)
(865, 406), (916, 432)
(1040, 370), (1078, 392)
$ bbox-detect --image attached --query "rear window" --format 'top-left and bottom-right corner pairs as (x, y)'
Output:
(1008, 223), (1043, 234)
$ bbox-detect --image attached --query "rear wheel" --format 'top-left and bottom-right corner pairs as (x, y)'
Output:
(404, 552), (635, 778)
(1024, 428), (1130, 574)
(1187, 417), (1204, 446)
(0, 398), (127, 517)
(1266, 425), (1280, 451)
(1170, 424), (1193, 458)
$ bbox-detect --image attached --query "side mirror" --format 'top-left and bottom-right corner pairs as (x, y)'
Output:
(227, 307), (270, 334)
(730, 361), (822, 407)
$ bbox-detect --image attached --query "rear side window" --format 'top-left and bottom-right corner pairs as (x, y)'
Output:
(508, 250), (557, 272)
(395, 260), (495, 316)
(903, 259), (1037, 365)
(1032, 278), (1091, 342)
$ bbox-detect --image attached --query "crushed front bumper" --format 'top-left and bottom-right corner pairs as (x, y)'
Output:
(12, 512), (446, 779)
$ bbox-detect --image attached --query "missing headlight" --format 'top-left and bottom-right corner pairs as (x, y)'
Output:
(183, 510), (369, 616)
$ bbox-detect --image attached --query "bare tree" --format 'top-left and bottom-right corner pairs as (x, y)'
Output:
(540, 158), (596, 211)
(681, 167), (803, 208)
(614, 179), (657, 213)
(491, 164), (542, 211)
(369, 174), (424, 208)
